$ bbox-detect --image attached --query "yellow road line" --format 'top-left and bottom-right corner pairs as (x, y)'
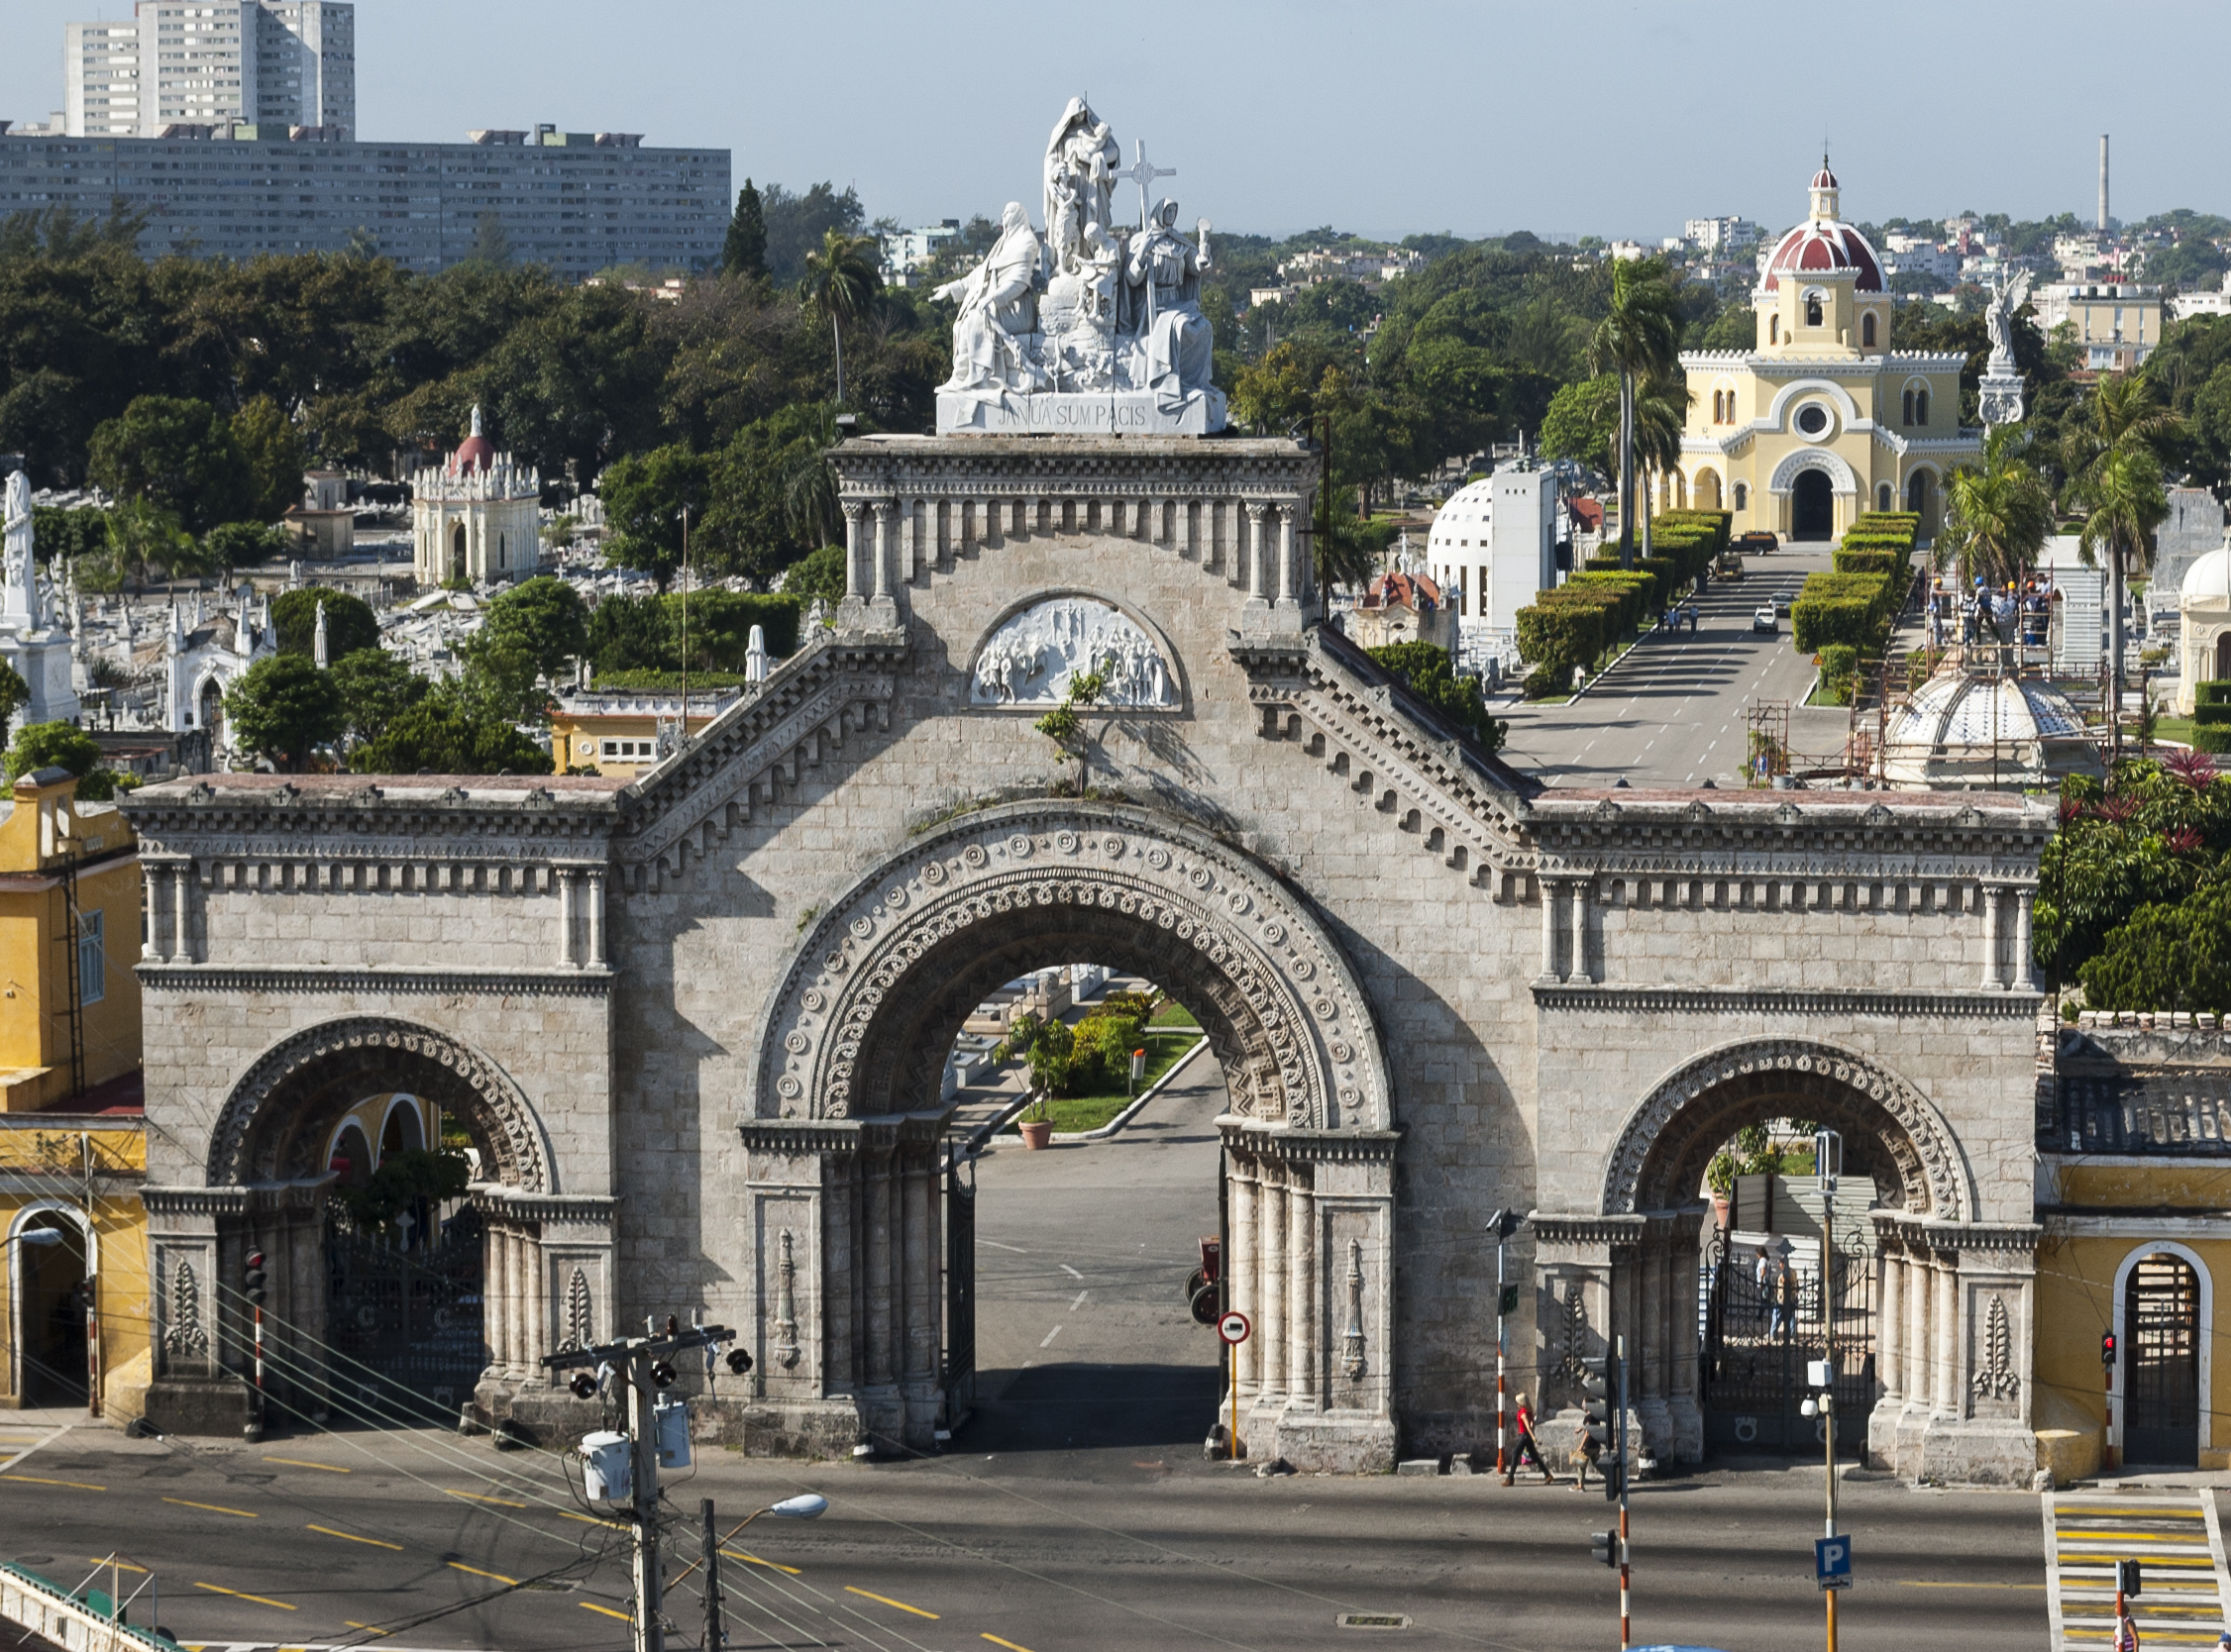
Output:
(264, 1457), (350, 1474)
(557, 1510), (629, 1531)
(87, 1559), (149, 1574)
(846, 1585), (940, 1619)
(581, 1602), (632, 1621)
(308, 1523), (403, 1550)
(1, 1474), (103, 1491)
(193, 1582), (295, 1610)
(984, 1637), (1038, 1652)
(447, 1561), (519, 1586)
(442, 1489), (527, 1508)
(2057, 1530), (2212, 1542)
(1897, 1580), (2048, 1590)
(2060, 1554), (2215, 1566)
(724, 1549), (801, 1576)
(162, 1497), (258, 1518)
(343, 1623), (392, 1637)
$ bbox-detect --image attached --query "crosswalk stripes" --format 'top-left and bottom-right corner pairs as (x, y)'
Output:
(2046, 1491), (2230, 1647)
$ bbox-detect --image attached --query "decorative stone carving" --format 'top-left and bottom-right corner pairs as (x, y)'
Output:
(161, 1258), (209, 1358)
(775, 1230), (800, 1369)
(557, 1265), (592, 1354)
(1600, 1038), (1973, 1221)
(935, 97), (1227, 435)
(1558, 1284), (1589, 1386)
(1971, 1293), (2019, 1402)
(1341, 1237), (1366, 1380)
(970, 598), (1177, 708)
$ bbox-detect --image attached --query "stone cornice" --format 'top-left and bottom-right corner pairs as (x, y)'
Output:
(1529, 1212), (1648, 1248)
(122, 775), (624, 857)
(1535, 983), (2043, 1018)
(1524, 792), (2053, 871)
(471, 1190), (618, 1225)
(142, 1185), (252, 1217)
(1221, 1120), (1402, 1163)
(138, 964), (613, 997)
(825, 434), (1319, 497)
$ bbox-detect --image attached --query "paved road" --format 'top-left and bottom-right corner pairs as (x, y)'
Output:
(1497, 546), (1854, 788)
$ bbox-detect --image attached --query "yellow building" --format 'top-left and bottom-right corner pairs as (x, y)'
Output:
(0, 767), (149, 1418)
(549, 687), (742, 778)
(1675, 162), (1980, 544)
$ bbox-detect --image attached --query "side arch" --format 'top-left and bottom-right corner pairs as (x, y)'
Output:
(1598, 1037), (1974, 1220)
(2111, 1240), (2213, 1456)
(207, 1016), (554, 1191)
(753, 801), (1391, 1130)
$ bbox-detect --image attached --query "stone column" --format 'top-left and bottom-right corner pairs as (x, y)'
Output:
(1540, 878), (1561, 980)
(1878, 1248), (1903, 1405)
(1277, 506), (1298, 606)
(871, 501), (895, 606)
(864, 1145), (896, 1390)
(1287, 1164), (1316, 1409)
(1980, 883), (2004, 989)
(1667, 1222), (1701, 1460)
(486, 1222), (512, 1378)
(1230, 1154), (1258, 1401)
(519, 1224), (546, 1386)
(1245, 503), (1271, 603)
(144, 866), (165, 961)
(2013, 887), (2036, 991)
(172, 863), (192, 965)
(557, 871), (578, 968)
(1904, 1242), (1931, 1409)
(1258, 1161), (1287, 1405)
(584, 871), (606, 968)
(842, 502), (867, 601)
(1932, 1254), (1959, 1418)
(1567, 877), (1591, 984)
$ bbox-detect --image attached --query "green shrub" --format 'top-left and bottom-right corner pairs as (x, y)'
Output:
(1640, 557), (1680, 603)
(1791, 570), (1892, 653)
(1834, 548), (1906, 577)
(1516, 599), (1606, 677)
(2197, 681), (2231, 708)
(1818, 643), (1859, 704)
(2077, 884), (2231, 1014)
(2195, 724), (2231, 754)
(1368, 641), (1507, 751)
(1521, 668), (1567, 700)
(2196, 699), (2231, 729)
(1566, 569), (1652, 633)
(1584, 554), (1624, 572)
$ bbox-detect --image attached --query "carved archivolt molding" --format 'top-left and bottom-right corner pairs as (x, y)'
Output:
(754, 803), (1389, 1130)
(207, 1015), (554, 1192)
(1599, 1037), (1973, 1221)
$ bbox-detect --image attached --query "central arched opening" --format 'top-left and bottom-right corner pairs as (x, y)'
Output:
(10, 1209), (90, 1405)
(944, 962), (1224, 1453)
(1791, 469), (1835, 541)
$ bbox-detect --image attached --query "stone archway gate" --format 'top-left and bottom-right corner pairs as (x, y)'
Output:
(123, 434), (2058, 1482)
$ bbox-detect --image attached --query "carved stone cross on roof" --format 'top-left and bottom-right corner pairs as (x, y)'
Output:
(1121, 139), (1176, 233)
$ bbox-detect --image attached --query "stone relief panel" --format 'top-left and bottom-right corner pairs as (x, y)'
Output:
(970, 597), (1177, 709)
(753, 803), (1388, 1132)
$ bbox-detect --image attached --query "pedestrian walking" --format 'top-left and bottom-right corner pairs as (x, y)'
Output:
(2113, 1608), (2139, 1651)
(1505, 1391), (1553, 1486)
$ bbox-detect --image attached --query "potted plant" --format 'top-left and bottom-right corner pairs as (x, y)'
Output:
(1017, 1090), (1053, 1151)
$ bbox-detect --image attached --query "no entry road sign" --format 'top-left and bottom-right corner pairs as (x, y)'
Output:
(1218, 1310), (1251, 1346)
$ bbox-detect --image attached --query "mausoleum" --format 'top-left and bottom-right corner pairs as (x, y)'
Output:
(411, 407), (541, 587)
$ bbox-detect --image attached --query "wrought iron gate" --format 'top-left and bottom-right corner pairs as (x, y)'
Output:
(326, 1204), (485, 1423)
(942, 1150), (977, 1419)
(2125, 1257), (2200, 1466)
(1701, 1227), (1874, 1455)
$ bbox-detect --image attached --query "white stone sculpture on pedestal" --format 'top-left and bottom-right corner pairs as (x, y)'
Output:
(1978, 269), (2032, 431)
(933, 98), (1228, 436)
(0, 467), (78, 726)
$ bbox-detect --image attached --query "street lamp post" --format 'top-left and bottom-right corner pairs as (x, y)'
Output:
(1489, 1209), (1524, 1482)
(672, 1493), (827, 1650)
(1803, 1128), (1845, 1652)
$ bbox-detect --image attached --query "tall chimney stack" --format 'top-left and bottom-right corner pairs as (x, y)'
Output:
(2098, 134), (2110, 232)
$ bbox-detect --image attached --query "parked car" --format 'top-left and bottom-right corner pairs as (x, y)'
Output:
(1736, 530), (1779, 555)
(1752, 605), (1778, 634)
(1715, 552), (1745, 579)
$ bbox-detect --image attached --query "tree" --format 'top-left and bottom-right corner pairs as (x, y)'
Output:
(761, 181), (865, 286)
(4, 719), (109, 798)
(798, 228), (883, 406)
(329, 646), (428, 745)
(32, 507), (110, 565)
(0, 661), (30, 749)
(1034, 667), (1107, 797)
(1939, 425), (2054, 590)
(224, 652), (344, 772)
(469, 212), (511, 267)
(2077, 882), (2231, 1014)
(722, 179), (768, 280)
(599, 444), (710, 590)
(1588, 258), (1683, 568)
(2072, 443), (2170, 759)
(479, 574), (588, 681)
(351, 693), (553, 776)
(229, 393), (307, 523)
(783, 543), (846, 615)
(202, 520), (286, 574)
(1540, 373), (1622, 477)
(1630, 371), (1690, 562)
(86, 394), (250, 533)
(101, 496), (194, 590)
(271, 586), (379, 661)
(1367, 641), (1506, 751)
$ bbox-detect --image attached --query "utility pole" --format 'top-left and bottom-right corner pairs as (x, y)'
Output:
(700, 1498), (723, 1652)
(1488, 1209), (1523, 1481)
(1616, 1333), (1631, 1651)
(543, 1316), (732, 1652)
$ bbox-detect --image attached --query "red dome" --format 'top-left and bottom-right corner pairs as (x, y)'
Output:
(1810, 163), (1839, 190)
(1760, 220), (1883, 292)
(452, 433), (495, 471)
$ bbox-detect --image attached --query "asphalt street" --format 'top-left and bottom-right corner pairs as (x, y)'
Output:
(1497, 544), (1855, 788)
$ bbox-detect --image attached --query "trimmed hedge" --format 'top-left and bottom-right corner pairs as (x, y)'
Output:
(1791, 570), (1892, 653)
(2196, 724), (2231, 754)
(2196, 681), (2231, 708)
(1515, 599), (1607, 678)
(1565, 569), (1652, 633)
(1834, 548), (1906, 577)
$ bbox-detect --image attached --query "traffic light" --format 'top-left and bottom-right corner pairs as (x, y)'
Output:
(1590, 1530), (1617, 1569)
(1580, 1350), (1625, 1500)
(242, 1251), (267, 1307)
(2118, 1558), (2142, 1598)
(2101, 1329), (2118, 1370)
(1498, 1283), (1521, 1316)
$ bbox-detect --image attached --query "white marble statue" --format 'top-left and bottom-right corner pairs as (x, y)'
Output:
(969, 597), (1177, 708)
(1983, 268), (2032, 376)
(2, 469), (34, 629)
(933, 99), (1226, 434)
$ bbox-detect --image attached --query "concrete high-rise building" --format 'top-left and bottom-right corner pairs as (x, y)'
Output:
(62, 2), (354, 140)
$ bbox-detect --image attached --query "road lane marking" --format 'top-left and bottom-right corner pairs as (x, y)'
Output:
(1070, 1290), (1089, 1310)
(984, 1637), (1038, 1652)
(0, 1474), (103, 1491)
(981, 1240), (1026, 1253)
(447, 1561), (519, 1585)
(343, 1622), (393, 1636)
(163, 1497), (258, 1517)
(0, 1424), (69, 1476)
(308, 1523), (403, 1550)
(845, 1585), (940, 1619)
(442, 1489), (527, 1507)
(264, 1457), (350, 1473)
(724, 1549), (801, 1575)
(193, 1582), (295, 1609)
(1898, 1580), (2047, 1589)
(1039, 1325), (1062, 1348)
(582, 1602), (632, 1621)
(1059, 1265), (1083, 1279)
(87, 1558), (149, 1573)
(559, 1510), (630, 1530)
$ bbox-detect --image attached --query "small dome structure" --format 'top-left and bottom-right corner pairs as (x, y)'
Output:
(1760, 155), (1884, 293)
(2179, 546), (2231, 610)
(451, 404), (496, 473)
(1882, 664), (2101, 788)
(2178, 545), (2231, 703)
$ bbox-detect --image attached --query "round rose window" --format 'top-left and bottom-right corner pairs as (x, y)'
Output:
(1794, 404), (1830, 436)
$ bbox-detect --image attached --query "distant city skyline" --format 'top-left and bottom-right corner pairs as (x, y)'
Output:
(7, 0), (2228, 244)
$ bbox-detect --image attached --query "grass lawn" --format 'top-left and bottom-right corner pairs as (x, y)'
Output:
(1148, 1000), (1199, 1029)
(1020, 1028), (1205, 1135)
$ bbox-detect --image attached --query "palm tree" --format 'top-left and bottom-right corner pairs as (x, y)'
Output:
(2072, 443), (2170, 760)
(1588, 258), (1683, 568)
(2060, 371), (2179, 488)
(1939, 425), (2054, 592)
(1629, 371), (1690, 568)
(798, 229), (883, 406)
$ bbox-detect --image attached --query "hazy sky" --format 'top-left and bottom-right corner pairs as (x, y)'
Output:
(10, 0), (2228, 242)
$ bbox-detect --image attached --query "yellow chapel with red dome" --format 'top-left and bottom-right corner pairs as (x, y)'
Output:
(1673, 162), (1979, 544)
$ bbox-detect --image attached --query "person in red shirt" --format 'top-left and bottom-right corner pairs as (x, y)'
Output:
(1504, 1391), (1554, 1486)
